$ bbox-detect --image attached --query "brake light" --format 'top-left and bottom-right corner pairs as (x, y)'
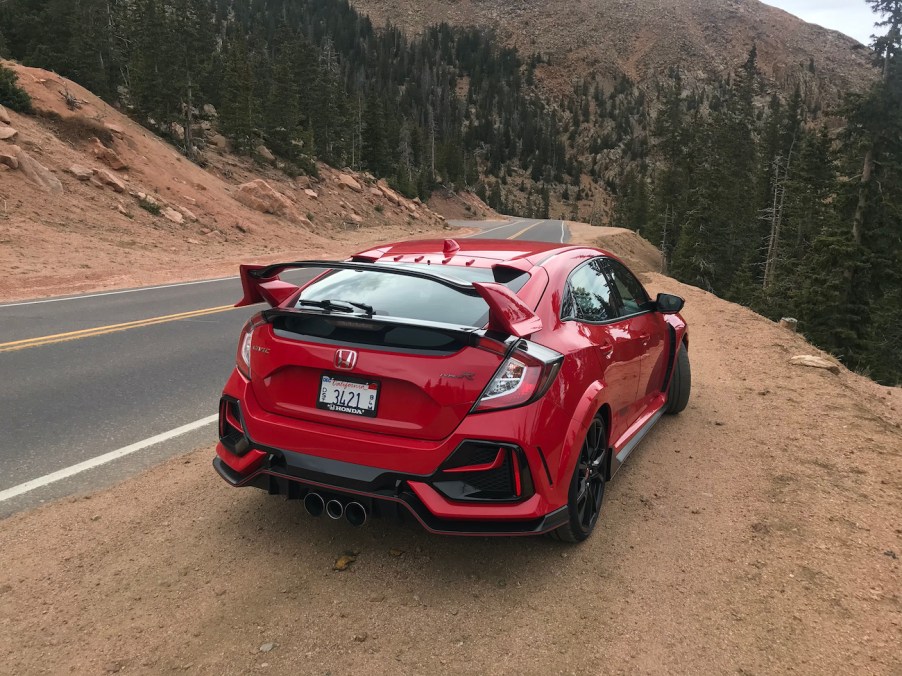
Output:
(473, 340), (563, 412)
(236, 312), (265, 379)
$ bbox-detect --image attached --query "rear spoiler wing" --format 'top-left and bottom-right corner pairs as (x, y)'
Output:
(237, 260), (543, 338)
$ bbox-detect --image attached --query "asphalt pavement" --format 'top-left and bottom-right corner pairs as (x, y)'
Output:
(0, 218), (568, 517)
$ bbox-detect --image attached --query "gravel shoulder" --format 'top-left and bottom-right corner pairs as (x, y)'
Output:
(1, 234), (900, 675)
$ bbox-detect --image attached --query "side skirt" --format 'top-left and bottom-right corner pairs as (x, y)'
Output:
(611, 406), (666, 471)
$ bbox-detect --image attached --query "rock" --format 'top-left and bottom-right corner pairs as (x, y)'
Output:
(0, 127), (18, 141)
(376, 180), (402, 206)
(0, 105), (10, 125)
(779, 317), (798, 332)
(336, 172), (363, 193)
(177, 205), (198, 222)
(93, 169), (125, 193)
(353, 632), (368, 643)
(208, 133), (229, 150)
(303, 188), (318, 200)
(91, 138), (127, 170)
(255, 145), (276, 163)
(104, 122), (124, 137)
(14, 147), (63, 194)
(186, 238), (200, 245)
(68, 164), (93, 180)
(0, 149), (18, 170)
(117, 203), (131, 217)
(334, 553), (357, 571)
(348, 213), (363, 224)
(235, 223), (251, 234)
(202, 104), (217, 117)
(295, 175), (312, 189)
(89, 175), (104, 189)
(370, 187), (383, 198)
(259, 643), (275, 653)
(162, 207), (184, 224)
(790, 355), (840, 375)
(234, 179), (293, 216)
(170, 122), (185, 140)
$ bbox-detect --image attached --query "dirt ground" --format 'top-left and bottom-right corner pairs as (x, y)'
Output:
(1, 228), (900, 675)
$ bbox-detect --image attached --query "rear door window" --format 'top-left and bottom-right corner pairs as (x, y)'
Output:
(562, 260), (618, 322)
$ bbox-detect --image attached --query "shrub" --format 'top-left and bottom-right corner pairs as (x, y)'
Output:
(138, 198), (161, 216)
(0, 64), (33, 113)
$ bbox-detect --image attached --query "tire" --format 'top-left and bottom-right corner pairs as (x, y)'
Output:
(666, 343), (691, 414)
(550, 416), (608, 543)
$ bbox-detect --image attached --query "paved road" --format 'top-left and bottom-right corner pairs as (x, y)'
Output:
(0, 218), (568, 516)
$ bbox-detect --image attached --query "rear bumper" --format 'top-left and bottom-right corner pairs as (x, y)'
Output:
(214, 370), (571, 536)
(213, 452), (568, 536)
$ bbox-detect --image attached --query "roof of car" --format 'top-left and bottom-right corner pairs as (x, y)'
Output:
(353, 238), (596, 269)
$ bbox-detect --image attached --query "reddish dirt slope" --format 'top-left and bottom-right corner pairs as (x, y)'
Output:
(0, 60), (450, 301)
(0, 229), (898, 675)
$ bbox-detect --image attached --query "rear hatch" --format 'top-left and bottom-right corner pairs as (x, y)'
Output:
(248, 264), (528, 441)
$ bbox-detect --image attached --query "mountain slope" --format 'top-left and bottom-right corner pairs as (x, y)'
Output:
(351, 0), (875, 98)
(0, 61), (451, 301)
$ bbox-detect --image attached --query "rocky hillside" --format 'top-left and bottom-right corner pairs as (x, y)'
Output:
(0, 60), (455, 301)
(351, 0), (875, 99)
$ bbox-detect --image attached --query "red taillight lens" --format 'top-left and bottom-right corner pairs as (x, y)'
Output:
(236, 312), (265, 379)
(473, 340), (563, 412)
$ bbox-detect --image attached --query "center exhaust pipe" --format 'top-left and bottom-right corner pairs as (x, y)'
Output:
(345, 502), (367, 527)
(304, 492), (325, 517)
(325, 499), (344, 520)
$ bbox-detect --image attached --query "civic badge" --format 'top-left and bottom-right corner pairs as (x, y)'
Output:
(334, 349), (358, 370)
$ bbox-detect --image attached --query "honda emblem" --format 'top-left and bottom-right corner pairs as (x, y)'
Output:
(334, 349), (358, 370)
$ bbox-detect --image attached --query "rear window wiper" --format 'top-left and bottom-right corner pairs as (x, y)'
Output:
(297, 299), (375, 316)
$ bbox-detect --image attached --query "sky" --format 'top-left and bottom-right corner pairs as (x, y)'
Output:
(762, 0), (882, 44)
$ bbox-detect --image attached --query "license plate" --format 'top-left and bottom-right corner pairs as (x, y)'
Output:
(317, 374), (380, 417)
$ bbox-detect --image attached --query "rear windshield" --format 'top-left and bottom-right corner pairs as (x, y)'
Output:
(297, 263), (529, 327)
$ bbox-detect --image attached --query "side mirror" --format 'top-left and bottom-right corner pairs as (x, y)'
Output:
(655, 293), (685, 314)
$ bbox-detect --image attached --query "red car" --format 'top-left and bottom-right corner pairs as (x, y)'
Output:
(214, 238), (690, 542)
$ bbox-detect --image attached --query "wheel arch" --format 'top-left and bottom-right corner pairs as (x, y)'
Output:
(554, 381), (612, 488)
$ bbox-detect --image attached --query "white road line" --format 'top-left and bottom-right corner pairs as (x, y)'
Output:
(560, 221), (567, 243)
(0, 415), (218, 503)
(0, 277), (238, 308)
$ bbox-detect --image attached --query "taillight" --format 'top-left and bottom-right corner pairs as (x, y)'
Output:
(236, 312), (265, 379)
(473, 340), (563, 412)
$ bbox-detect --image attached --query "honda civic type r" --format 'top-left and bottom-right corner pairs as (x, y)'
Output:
(214, 238), (690, 542)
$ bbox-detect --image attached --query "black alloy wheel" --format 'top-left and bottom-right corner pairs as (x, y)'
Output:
(551, 416), (608, 543)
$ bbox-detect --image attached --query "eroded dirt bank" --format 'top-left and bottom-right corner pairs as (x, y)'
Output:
(0, 236), (900, 675)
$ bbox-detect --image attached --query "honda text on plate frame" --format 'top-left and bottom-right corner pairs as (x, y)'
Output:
(214, 238), (691, 541)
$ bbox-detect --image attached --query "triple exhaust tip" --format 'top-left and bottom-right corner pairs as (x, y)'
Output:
(303, 492), (367, 527)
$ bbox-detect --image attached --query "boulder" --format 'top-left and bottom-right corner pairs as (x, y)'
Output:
(14, 147), (63, 194)
(336, 172), (363, 193)
(170, 122), (185, 141)
(234, 179), (293, 216)
(0, 127), (18, 141)
(93, 169), (125, 193)
(369, 187), (383, 198)
(0, 105), (10, 125)
(376, 180), (402, 206)
(91, 138), (127, 170)
(790, 355), (840, 375)
(0, 149), (18, 170)
(161, 207), (184, 224)
(295, 175), (312, 190)
(255, 145), (276, 163)
(348, 213), (364, 224)
(104, 122), (124, 137)
(303, 188), (318, 200)
(68, 164), (93, 181)
(202, 104), (218, 118)
(779, 317), (799, 332)
(208, 133), (229, 150)
(177, 205), (198, 222)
